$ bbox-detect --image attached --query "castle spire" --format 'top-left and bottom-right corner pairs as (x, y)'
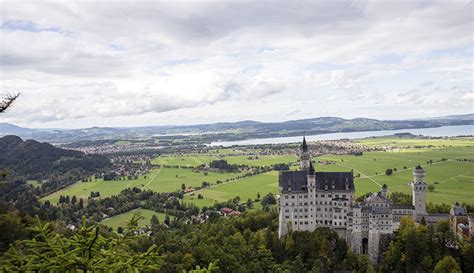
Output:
(301, 136), (308, 152)
(299, 136), (310, 170)
(309, 161), (315, 175)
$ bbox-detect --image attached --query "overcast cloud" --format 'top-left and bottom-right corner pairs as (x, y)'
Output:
(0, 0), (473, 128)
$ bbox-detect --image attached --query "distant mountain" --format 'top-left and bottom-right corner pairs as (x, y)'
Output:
(0, 135), (111, 180)
(416, 113), (474, 121)
(0, 123), (35, 135)
(1, 113), (472, 143)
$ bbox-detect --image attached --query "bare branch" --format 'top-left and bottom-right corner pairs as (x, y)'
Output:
(0, 92), (20, 113)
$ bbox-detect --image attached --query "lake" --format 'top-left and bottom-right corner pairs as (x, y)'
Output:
(210, 125), (474, 147)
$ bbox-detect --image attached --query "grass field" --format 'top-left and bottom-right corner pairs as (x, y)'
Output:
(44, 137), (474, 207)
(185, 145), (474, 207)
(100, 208), (172, 230)
(42, 167), (242, 204)
(189, 171), (279, 204)
(152, 154), (298, 167)
(152, 155), (221, 167)
(357, 137), (474, 148)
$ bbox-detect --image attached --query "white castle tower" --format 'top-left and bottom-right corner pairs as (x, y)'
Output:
(299, 136), (310, 170)
(411, 165), (427, 220)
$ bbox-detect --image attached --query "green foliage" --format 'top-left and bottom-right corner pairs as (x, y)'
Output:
(0, 216), (162, 271)
(382, 217), (470, 272)
(433, 256), (461, 273)
(209, 160), (238, 172)
(184, 262), (219, 272)
(261, 192), (277, 207)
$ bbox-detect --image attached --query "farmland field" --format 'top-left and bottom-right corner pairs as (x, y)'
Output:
(357, 137), (474, 148)
(42, 167), (243, 204)
(100, 208), (173, 230)
(44, 137), (474, 207)
(152, 153), (298, 167)
(189, 171), (279, 204)
(186, 144), (474, 207)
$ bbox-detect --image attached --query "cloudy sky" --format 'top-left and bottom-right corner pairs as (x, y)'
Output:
(1, 0), (473, 128)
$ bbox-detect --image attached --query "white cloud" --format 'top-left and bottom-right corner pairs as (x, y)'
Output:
(0, 0), (472, 128)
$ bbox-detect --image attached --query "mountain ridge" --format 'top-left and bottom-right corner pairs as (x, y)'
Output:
(1, 113), (472, 143)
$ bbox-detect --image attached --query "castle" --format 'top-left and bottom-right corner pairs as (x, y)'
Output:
(278, 137), (471, 262)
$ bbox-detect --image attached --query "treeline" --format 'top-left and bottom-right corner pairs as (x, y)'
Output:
(1, 209), (472, 272)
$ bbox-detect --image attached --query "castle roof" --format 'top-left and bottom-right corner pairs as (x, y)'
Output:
(361, 206), (391, 214)
(392, 205), (415, 210)
(279, 171), (308, 192)
(279, 170), (354, 193)
(365, 192), (391, 204)
(451, 205), (467, 216)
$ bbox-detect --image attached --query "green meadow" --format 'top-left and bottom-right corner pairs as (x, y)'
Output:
(42, 167), (242, 204)
(43, 137), (474, 208)
(224, 155), (298, 166)
(188, 171), (279, 204)
(152, 155), (221, 167)
(99, 208), (173, 230)
(357, 137), (474, 148)
(152, 153), (298, 167)
(186, 145), (474, 207)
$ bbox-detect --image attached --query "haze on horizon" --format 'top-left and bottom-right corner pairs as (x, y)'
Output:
(1, 0), (473, 129)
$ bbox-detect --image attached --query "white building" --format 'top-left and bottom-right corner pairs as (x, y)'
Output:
(278, 137), (454, 262)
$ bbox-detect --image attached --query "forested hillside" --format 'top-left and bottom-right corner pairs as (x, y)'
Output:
(0, 135), (111, 181)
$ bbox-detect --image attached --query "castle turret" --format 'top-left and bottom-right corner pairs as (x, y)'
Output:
(381, 184), (388, 199)
(308, 161), (316, 189)
(411, 165), (427, 219)
(299, 136), (310, 170)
